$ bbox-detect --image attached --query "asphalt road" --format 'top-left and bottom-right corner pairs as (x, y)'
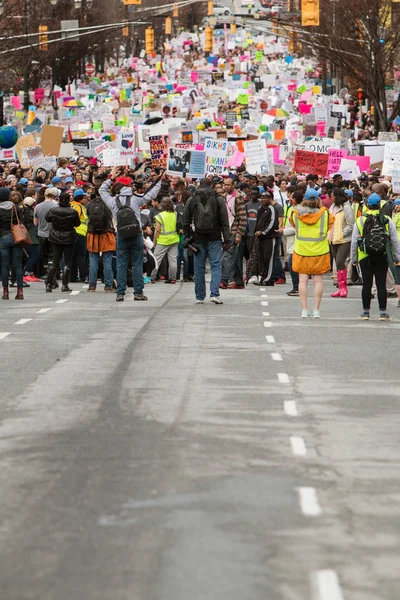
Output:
(0, 276), (400, 600)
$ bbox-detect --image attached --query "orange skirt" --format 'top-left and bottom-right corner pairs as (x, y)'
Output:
(292, 252), (331, 275)
(86, 232), (116, 253)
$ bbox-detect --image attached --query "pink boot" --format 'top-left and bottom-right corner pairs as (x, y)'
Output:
(339, 269), (348, 297)
(331, 270), (342, 297)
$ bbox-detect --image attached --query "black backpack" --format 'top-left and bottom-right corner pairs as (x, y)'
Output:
(361, 213), (387, 256)
(115, 196), (141, 239)
(193, 191), (216, 234)
(89, 198), (107, 234)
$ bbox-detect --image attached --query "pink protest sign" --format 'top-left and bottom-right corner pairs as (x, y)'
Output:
(350, 155), (371, 172)
(11, 96), (21, 109)
(299, 104), (312, 114)
(225, 150), (245, 168)
(272, 146), (284, 165)
(327, 149), (348, 176)
(191, 71), (198, 83)
(316, 121), (326, 136)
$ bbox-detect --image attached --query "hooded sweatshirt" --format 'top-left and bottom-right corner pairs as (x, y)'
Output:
(290, 205), (334, 243)
(99, 178), (162, 228)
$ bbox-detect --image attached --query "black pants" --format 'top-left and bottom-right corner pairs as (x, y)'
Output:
(39, 237), (53, 272)
(53, 242), (74, 272)
(360, 255), (388, 311)
(71, 234), (87, 281)
(258, 237), (276, 283)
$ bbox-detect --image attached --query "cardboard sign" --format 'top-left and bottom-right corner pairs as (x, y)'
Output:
(16, 134), (37, 165)
(327, 148), (348, 176)
(205, 138), (228, 175)
(378, 131), (397, 142)
(40, 125), (64, 156)
(294, 149), (329, 176)
(21, 145), (44, 167)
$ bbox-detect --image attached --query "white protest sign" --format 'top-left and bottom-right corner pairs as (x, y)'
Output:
(244, 139), (270, 175)
(102, 149), (127, 167)
(117, 130), (136, 158)
(34, 155), (57, 172)
(339, 158), (360, 179)
(204, 138), (228, 175)
(392, 166), (400, 193)
(378, 131), (397, 142)
(314, 107), (327, 122)
(305, 136), (340, 153)
(93, 140), (112, 161)
(382, 142), (400, 176)
(21, 146), (44, 167)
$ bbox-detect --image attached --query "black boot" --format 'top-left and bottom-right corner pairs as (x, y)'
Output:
(45, 267), (56, 293)
(61, 267), (71, 292)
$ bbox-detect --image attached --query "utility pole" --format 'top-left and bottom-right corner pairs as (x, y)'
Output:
(23, 0), (30, 111)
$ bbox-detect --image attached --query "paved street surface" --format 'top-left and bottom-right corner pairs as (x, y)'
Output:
(1, 278), (400, 600)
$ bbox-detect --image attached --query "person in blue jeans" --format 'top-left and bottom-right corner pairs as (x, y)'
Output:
(0, 187), (24, 300)
(183, 178), (230, 304)
(99, 166), (163, 302)
(86, 190), (116, 292)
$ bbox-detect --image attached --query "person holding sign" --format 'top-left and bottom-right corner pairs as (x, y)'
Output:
(290, 188), (334, 319)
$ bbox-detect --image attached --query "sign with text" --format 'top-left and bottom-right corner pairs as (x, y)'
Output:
(294, 149), (329, 176)
(327, 148), (348, 176)
(205, 138), (228, 175)
(382, 142), (400, 175)
(244, 139), (270, 175)
(149, 135), (169, 169)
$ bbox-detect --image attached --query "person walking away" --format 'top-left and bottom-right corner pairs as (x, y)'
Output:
(99, 167), (162, 302)
(282, 190), (303, 296)
(150, 198), (180, 284)
(34, 188), (58, 281)
(44, 193), (80, 292)
(391, 199), (400, 308)
(86, 191), (116, 292)
(220, 177), (247, 289)
(270, 193), (286, 284)
(329, 187), (355, 298)
(183, 178), (230, 304)
(0, 187), (25, 300)
(71, 189), (88, 283)
(22, 196), (41, 282)
(251, 191), (279, 287)
(244, 186), (261, 266)
(351, 193), (400, 321)
(290, 188), (334, 319)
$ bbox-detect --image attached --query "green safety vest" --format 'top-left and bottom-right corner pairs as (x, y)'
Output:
(362, 200), (387, 215)
(293, 209), (329, 257)
(392, 212), (400, 243)
(283, 204), (293, 226)
(155, 210), (179, 246)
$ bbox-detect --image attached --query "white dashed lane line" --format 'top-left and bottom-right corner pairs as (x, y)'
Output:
(277, 372), (290, 383)
(0, 332), (10, 340)
(311, 570), (345, 600)
(298, 487), (322, 516)
(263, 321), (272, 328)
(261, 300), (268, 306)
(284, 400), (298, 416)
(262, 312), (270, 317)
(265, 335), (275, 343)
(37, 308), (52, 314)
(70, 290), (80, 296)
(14, 319), (32, 325)
(290, 436), (307, 456)
(55, 299), (69, 304)
(271, 352), (283, 361)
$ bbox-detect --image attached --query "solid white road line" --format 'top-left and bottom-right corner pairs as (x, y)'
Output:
(284, 400), (298, 416)
(265, 335), (275, 343)
(261, 300), (268, 306)
(55, 299), (69, 304)
(312, 570), (344, 600)
(290, 436), (307, 456)
(70, 290), (80, 296)
(298, 487), (322, 516)
(271, 352), (283, 361)
(262, 312), (270, 317)
(14, 319), (32, 325)
(277, 372), (290, 383)
(0, 332), (10, 340)
(263, 321), (272, 328)
(37, 308), (52, 314)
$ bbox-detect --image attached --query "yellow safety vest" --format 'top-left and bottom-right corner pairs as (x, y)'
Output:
(283, 204), (293, 226)
(155, 211), (179, 246)
(392, 212), (400, 243)
(355, 211), (390, 261)
(71, 201), (88, 236)
(293, 209), (329, 257)
(362, 200), (386, 215)
(352, 202), (361, 221)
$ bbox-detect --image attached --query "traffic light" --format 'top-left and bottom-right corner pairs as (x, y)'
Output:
(205, 26), (213, 53)
(351, 20), (364, 44)
(122, 21), (129, 36)
(173, 3), (178, 17)
(301, 0), (319, 26)
(357, 88), (365, 103)
(38, 25), (48, 51)
(165, 16), (172, 35)
(208, 0), (213, 16)
(145, 27), (154, 54)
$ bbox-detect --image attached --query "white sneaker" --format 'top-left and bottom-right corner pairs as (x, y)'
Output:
(196, 299), (205, 304)
(301, 309), (309, 318)
(313, 310), (320, 319)
(210, 296), (223, 304)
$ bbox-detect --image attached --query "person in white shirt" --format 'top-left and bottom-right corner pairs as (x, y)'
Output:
(56, 158), (72, 179)
(274, 179), (289, 207)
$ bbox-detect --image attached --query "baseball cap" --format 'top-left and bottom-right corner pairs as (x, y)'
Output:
(19, 177), (29, 186)
(392, 198), (400, 207)
(52, 176), (62, 184)
(367, 193), (381, 207)
(344, 189), (353, 197)
(305, 188), (321, 199)
(23, 197), (35, 207)
(116, 176), (133, 186)
(64, 177), (74, 183)
(73, 189), (87, 199)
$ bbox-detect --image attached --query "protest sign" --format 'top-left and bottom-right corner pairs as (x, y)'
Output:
(392, 167), (400, 194)
(339, 158), (360, 179)
(226, 111), (237, 129)
(382, 142), (400, 175)
(117, 130), (135, 158)
(0, 148), (17, 161)
(73, 139), (93, 157)
(102, 149), (127, 167)
(167, 146), (206, 178)
(21, 146), (44, 167)
(16, 134), (37, 165)
(205, 138), (228, 175)
(294, 149), (328, 176)
(35, 155), (57, 172)
(327, 148), (348, 176)
(244, 139), (269, 175)
(305, 136), (340, 153)
(378, 132), (397, 142)
(40, 125), (64, 156)
(59, 142), (75, 158)
(149, 135), (169, 169)
(93, 140), (112, 161)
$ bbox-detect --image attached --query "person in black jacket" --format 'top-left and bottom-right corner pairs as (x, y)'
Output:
(183, 178), (230, 304)
(253, 191), (280, 286)
(0, 187), (25, 300)
(45, 193), (80, 293)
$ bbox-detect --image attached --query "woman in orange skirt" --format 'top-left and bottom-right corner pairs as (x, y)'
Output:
(290, 188), (334, 319)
